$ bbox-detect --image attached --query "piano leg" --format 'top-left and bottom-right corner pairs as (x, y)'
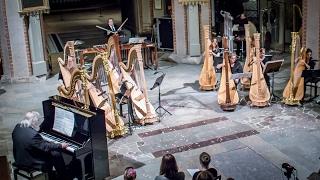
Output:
(76, 153), (93, 180)
(80, 157), (86, 180)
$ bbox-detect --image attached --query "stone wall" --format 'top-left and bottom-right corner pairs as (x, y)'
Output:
(0, 0), (31, 81)
(0, 0), (13, 80)
(172, 0), (187, 55)
(200, 3), (210, 53)
(304, 0), (320, 67)
(319, 1), (320, 65)
(171, 1), (210, 59)
(6, 0), (30, 79)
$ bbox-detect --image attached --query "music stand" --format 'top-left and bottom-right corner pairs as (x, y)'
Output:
(263, 59), (284, 102)
(150, 72), (172, 120)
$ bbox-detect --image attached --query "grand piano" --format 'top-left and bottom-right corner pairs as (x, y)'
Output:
(40, 95), (109, 179)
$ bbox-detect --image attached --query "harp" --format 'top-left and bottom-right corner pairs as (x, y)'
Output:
(249, 33), (270, 107)
(104, 34), (122, 94)
(282, 32), (305, 105)
(241, 24), (254, 89)
(119, 45), (157, 124)
(199, 25), (217, 90)
(86, 53), (126, 138)
(57, 67), (90, 110)
(58, 41), (77, 88)
(57, 41), (84, 102)
(217, 37), (239, 111)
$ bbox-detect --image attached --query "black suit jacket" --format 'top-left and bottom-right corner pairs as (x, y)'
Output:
(231, 61), (243, 74)
(12, 124), (62, 169)
(104, 24), (118, 40)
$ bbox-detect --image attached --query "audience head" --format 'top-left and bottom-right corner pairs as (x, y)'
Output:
(160, 154), (178, 178)
(226, 178), (235, 180)
(20, 111), (43, 131)
(195, 170), (215, 180)
(124, 167), (136, 180)
(199, 152), (211, 169)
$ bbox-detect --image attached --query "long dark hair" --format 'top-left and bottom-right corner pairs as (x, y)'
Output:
(196, 170), (214, 180)
(160, 154), (178, 179)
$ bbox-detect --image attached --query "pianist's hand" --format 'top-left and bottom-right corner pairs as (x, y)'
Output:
(61, 142), (69, 149)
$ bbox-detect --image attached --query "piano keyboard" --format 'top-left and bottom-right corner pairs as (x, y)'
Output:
(40, 132), (79, 153)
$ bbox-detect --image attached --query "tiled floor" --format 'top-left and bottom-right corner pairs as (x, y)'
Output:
(0, 53), (320, 180)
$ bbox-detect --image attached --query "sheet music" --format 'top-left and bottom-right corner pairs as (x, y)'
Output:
(53, 107), (75, 137)
(231, 72), (252, 80)
(263, 59), (284, 74)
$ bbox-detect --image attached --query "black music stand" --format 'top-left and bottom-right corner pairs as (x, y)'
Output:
(263, 59), (284, 102)
(150, 72), (172, 120)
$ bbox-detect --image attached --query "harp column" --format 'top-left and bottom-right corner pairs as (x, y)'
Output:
(28, 14), (47, 76)
(187, 4), (201, 56)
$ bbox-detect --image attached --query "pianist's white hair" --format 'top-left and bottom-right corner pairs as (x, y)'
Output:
(20, 111), (43, 131)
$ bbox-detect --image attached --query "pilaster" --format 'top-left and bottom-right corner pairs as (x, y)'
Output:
(28, 14), (47, 76)
(187, 5), (201, 56)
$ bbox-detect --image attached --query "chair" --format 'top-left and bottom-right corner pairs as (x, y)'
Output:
(304, 77), (320, 102)
(12, 162), (48, 180)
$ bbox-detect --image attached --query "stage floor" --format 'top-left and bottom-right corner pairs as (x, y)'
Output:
(0, 52), (319, 180)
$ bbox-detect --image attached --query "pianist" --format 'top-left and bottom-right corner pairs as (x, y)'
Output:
(12, 111), (69, 180)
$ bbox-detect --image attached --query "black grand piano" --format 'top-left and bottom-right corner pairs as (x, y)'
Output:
(40, 95), (109, 179)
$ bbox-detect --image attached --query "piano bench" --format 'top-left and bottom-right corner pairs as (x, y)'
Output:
(12, 162), (48, 180)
